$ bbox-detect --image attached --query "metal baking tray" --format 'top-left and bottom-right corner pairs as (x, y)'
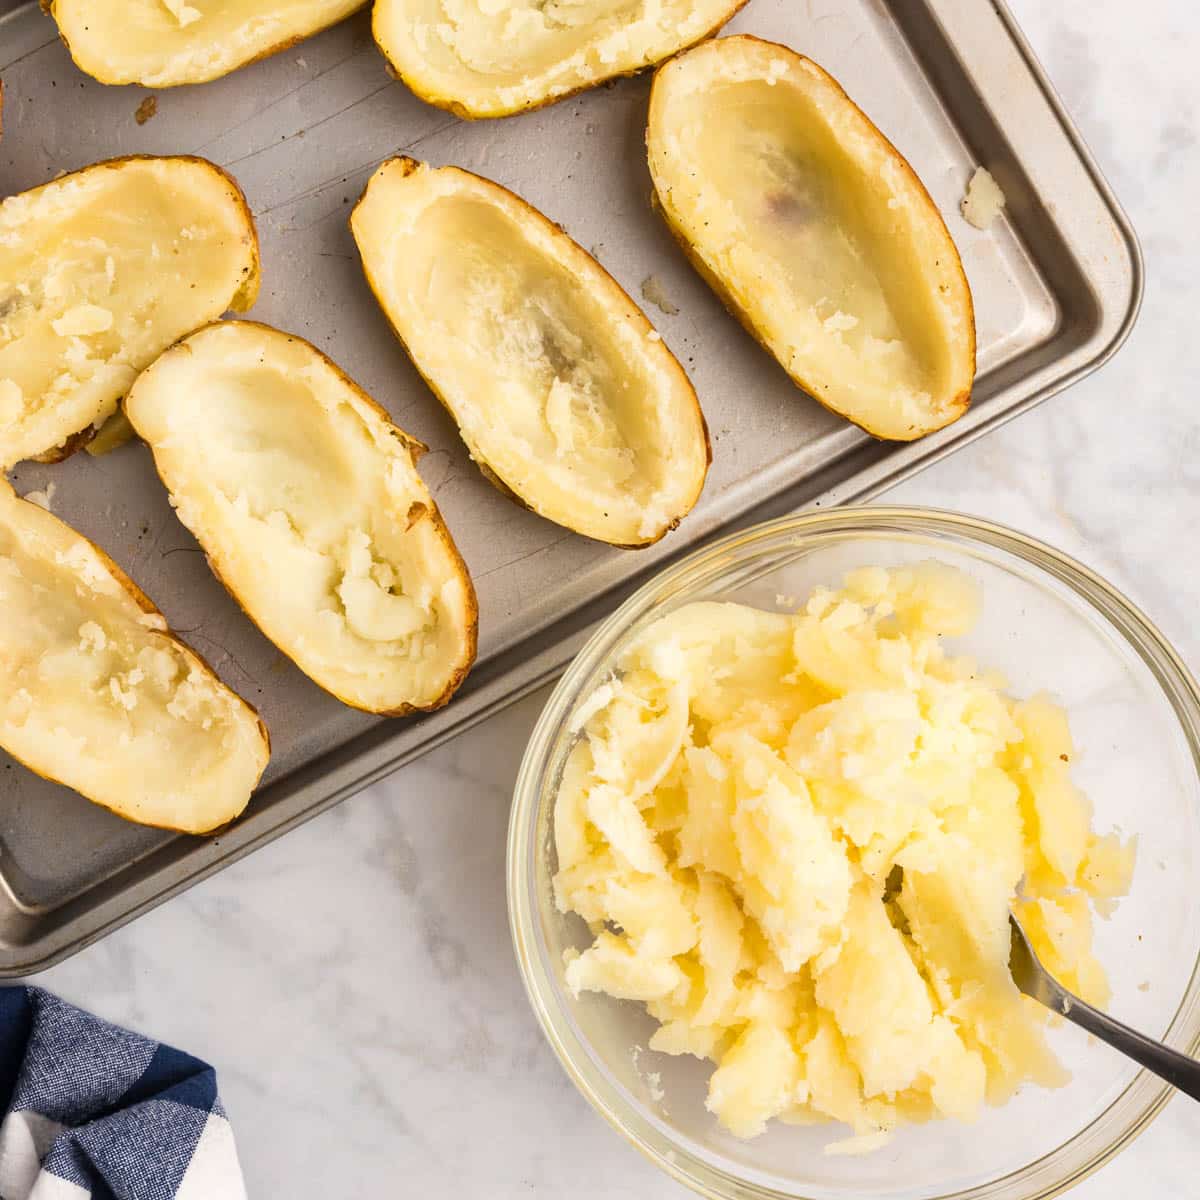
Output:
(0, 0), (1141, 973)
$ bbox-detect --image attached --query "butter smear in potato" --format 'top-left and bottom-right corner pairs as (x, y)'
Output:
(553, 564), (1135, 1145)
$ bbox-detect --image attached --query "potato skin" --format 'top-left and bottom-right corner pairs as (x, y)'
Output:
(351, 158), (711, 548)
(133, 320), (479, 717)
(44, 0), (369, 88)
(0, 487), (270, 834)
(31, 426), (96, 463)
(373, 0), (749, 120)
(4, 154), (261, 465)
(648, 35), (976, 442)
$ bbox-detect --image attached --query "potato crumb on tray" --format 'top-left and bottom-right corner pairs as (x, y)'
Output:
(962, 166), (1007, 229)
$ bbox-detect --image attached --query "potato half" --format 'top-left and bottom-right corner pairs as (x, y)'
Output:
(372, 0), (746, 119)
(0, 479), (269, 833)
(125, 321), (477, 715)
(0, 155), (259, 469)
(351, 159), (710, 547)
(647, 36), (975, 441)
(44, 0), (367, 88)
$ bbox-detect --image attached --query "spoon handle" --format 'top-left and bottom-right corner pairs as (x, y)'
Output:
(1047, 982), (1200, 1102)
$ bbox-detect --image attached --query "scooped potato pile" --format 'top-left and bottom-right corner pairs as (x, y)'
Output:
(45, 0), (367, 87)
(351, 159), (710, 547)
(554, 565), (1134, 1142)
(372, 0), (745, 118)
(125, 321), (478, 715)
(0, 155), (258, 469)
(648, 36), (975, 440)
(0, 479), (268, 834)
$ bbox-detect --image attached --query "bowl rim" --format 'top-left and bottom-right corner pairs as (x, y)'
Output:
(507, 504), (1200, 1200)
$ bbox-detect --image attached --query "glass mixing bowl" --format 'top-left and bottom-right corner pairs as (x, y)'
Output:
(508, 507), (1200, 1200)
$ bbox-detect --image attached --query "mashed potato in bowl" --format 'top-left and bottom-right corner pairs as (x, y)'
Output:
(552, 563), (1135, 1148)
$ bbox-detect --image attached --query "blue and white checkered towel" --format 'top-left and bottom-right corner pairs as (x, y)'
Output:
(0, 988), (244, 1199)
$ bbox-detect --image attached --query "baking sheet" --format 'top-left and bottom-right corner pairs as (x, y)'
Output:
(0, 0), (1141, 972)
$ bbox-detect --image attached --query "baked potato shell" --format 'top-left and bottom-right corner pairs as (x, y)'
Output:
(43, 0), (367, 87)
(0, 479), (269, 834)
(372, 0), (747, 119)
(647, 35), (975, 441)
(0, 154), (259, 469)
(350, 158), (710, 548)
(125, 320), (478, 716)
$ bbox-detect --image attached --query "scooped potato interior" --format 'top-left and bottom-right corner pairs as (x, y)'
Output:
(372, 0), (743, 117)
(351, 160), (708, 546)
(0, 480), (268, 834)
(125, 321), (477, 715)
(0, 156), (258, 468)
(48, 0), (367, 87)
(648, 37), (974, 440)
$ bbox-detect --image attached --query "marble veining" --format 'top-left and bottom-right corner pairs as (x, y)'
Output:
(29, 0), (1200, 1195)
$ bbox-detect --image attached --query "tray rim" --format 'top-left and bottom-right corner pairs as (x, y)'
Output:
(0, 0), (1144, 975)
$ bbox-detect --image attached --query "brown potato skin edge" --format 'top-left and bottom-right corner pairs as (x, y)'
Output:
(0, 489), (270, 835)
(31, 426), (96, 463)
(127, 319), (480, 718)
(372, 0), (749, 120)
(647, 34), (976, 443)
(43, 0), (370, 88)
(4, 153), (261, 466)
(350, 157), (711, 550)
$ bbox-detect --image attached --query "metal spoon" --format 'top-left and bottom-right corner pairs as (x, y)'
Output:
(1009, 910), (1200, 1101)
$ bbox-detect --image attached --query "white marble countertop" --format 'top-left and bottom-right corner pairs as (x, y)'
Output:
(33, 0), (1200, 1194)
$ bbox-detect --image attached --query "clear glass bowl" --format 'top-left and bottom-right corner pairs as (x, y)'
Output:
(507, 507), (1200, 1200)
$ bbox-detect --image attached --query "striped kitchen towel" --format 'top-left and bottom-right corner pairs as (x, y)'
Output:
(0, 987), (244, 1199)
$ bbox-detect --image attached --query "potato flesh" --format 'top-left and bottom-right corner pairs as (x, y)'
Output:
(50, 0), (366, 87)
(649, 40), (973, 440)
(554, 566), (1134, 1140)
(351, 163), (708, 546)
(0, 157), (257, 469)
(961, 167), (1006, 230)
(125, 322), (475, 714)
(407, 199), (660, 528)
(373, 0), (741, 116)
(696, 86), (942, 380)
(0, 481), (267, 833)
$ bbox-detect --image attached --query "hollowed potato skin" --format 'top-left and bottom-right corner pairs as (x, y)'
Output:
(350, 158), (710, 549)
(43, 0), (369, 88)
(0, 154), (260, 468)
(648, 35), (976, 442)
(372, 0), (749, 119)
(0, 481), (270, 834)
(125, 320), (479, 717)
